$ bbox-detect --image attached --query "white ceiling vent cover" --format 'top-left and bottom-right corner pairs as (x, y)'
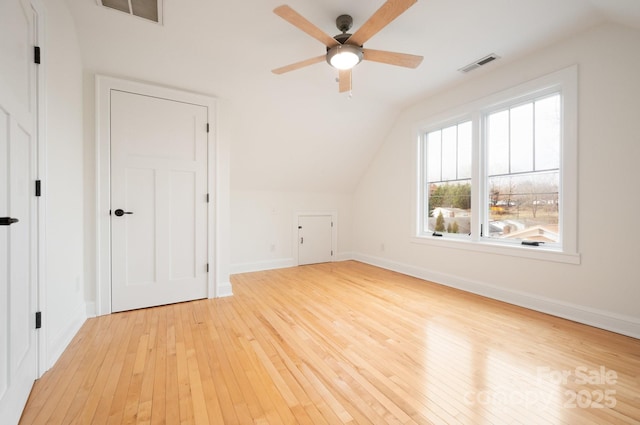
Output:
(458, 53), (500, 73)
(98, 0), (163, 24)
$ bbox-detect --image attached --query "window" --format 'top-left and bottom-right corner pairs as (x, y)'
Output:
(423, 121), (472, 237)
(485, 94), (560, 244)
(415, 67), (578, 263)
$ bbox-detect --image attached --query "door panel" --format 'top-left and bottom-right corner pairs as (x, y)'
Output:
(124, 167), (156, 285)
(170, 171), (197, 280)
(0, 0), (38, 422)
(0, 0), (31, 117)
(0, 109), (8, 401)
(9, 124), (31, 368)
(111, 90), (208, 312)
(298, 215), (333, 266)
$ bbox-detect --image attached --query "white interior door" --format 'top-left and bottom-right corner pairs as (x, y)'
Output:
(110, 90), (209, 312)
(298, 215), (333, 265)
(0, 0), (39, 423)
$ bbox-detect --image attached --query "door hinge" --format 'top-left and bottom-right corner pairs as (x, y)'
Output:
(206, 123), (210, 133)
(35, 180), (42, 197)
(35, 311), (42, 329)
(34, 46), (41, 64)
(331, 221), (334, 227)
(331, 250), (333, 256)
(206, 193), (210, 203)
(206, 263), (209, 273)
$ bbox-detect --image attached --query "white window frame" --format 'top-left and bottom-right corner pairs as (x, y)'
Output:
(413, 66), (579, 264)
(419, 116), (473, 241)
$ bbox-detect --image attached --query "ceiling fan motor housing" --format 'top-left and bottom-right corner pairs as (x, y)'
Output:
(336, 14), (353, 33)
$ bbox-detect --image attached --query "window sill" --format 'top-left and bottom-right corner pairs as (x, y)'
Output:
(411, 235), (581, 265)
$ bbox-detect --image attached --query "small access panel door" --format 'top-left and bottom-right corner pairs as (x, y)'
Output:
(298, 215), (333, 266)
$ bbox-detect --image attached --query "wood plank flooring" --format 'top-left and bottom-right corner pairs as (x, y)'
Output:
(20, 261), (640, 424)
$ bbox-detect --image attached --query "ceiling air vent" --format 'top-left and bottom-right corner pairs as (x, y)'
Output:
(458, 53), (500, 73)
(99, 0), (162, 24)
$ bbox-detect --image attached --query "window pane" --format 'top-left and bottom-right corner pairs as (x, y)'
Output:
(535, 94), (560, 170)
(487, 171), (559, 243)
(458, 121), (472, 179)
(428, 181), (471, 234)
(423, 121), (472, 236)
(488, 110), (509, 175)
(510, 102), (534, 173)
(427, 130), (441, 182)
(441, 125), (457, 181)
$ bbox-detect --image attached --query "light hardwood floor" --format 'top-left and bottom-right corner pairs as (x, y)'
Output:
(20, 261), (640, 424)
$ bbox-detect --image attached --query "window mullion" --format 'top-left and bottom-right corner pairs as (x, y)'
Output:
(532, 99), (537, 171)
(455, 124), (459, 181)
(507, 107), (512, 175)
(471, 111), (482, 242)
(439, 132), (443, 182)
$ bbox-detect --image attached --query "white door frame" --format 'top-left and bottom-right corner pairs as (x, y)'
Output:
(32, 0), (47, 377)
(8, 0), (47, 380)
(95, 76), (219, 316)
(293, 211), (338, 266)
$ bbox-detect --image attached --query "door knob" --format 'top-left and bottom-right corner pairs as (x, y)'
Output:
(0, 217), (19, 226)
(114, 209), (133, 217)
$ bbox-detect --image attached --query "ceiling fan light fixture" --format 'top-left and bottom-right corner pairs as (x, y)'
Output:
(327, 44), (363, 70)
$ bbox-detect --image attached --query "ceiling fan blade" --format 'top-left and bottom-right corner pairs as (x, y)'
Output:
(274, 5), (339, 48)
(362, 48), (423, 68)
(272, 55), (326, 74)
(347, 0), (417, 46)
(338, 69), (351, 93)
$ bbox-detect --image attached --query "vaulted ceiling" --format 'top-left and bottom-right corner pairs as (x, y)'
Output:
(64, 0), (640, 192)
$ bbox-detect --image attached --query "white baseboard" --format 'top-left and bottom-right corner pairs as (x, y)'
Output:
(46, 303), (87, 371)
(216, 281), (233, 298)
(85, 301), (96, 318)
(353, 252), (640, 339)
(230, 257), (296, 274)
(336, 251), (355, 261)
(231, 253), (358, 275)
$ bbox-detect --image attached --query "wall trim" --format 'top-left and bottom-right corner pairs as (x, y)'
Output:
(216, 281), (233, 298)
(85, 302), (96, 318)
(353, 252), (640, 339)
(230, 251), (356, 275)
(336, 251), (355, 262)
(230, 258), (296, 274)
(45, 303), (87, 370)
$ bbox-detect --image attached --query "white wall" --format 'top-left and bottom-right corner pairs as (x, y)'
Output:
(352, 23), (640, 338)
(231, 190), (353, 273)
(43, 0), (87, 368)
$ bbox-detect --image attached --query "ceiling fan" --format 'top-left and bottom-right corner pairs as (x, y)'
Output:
(272, 0), (424, 93)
